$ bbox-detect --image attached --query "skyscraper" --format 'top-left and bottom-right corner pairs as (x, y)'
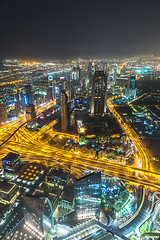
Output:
(75, 171), (102, 220)
(0, 101), (8, 123)
(14, 89), (21, 116)
(47, 75), (54, 101)
(25, 84), (33, 105)
(72, 66), (81, 86)
(91, 71), (107, 116)
(61, 91), (70, 131)
(26, 103), (37, 125)
(113, 64), (118, 84)
(125, 75), (136, 98)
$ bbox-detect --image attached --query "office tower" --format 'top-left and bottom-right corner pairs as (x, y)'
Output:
(125, 75), (136, 98)
(113, 64), (118, 84)
(23, 196), (54, 239)
(47, 75), (54, 101)
(91, 71), (107, 116)
(75, 171), (102, 220)
(0, 101), (8, 123)
(88, 62), (92, 82)
(20, 90), (25, 111)
(14, 89), (21, 116)
(72, 66), (81, 85)
(2, 152), (21, 173)
(26, 103), (37, 125)
(61, 91), (70, 131)
(71, 66), (81, 98)
(25, 84), (33, 104)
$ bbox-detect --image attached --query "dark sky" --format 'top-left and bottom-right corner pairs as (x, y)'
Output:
(0, 0), (160, 59)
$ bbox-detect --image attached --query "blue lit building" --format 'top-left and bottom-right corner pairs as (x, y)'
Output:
(2, 152), (21, 174)
(25, 84), (33, 105)
(75, 171), (102, 220)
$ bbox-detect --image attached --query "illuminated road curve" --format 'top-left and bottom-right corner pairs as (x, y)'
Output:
(2, 120), (160, 189)
(1, 97), (160, 190)
(107, 95), (152, 171)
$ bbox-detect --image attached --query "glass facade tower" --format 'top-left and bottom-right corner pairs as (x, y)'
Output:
(75, 171), (101, 220)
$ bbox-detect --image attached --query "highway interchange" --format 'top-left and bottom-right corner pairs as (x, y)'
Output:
(0, 97), (160, 190)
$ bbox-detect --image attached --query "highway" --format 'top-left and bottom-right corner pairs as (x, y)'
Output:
(1, 115), (160, 189)
(107, 95), (152, 171)
(1, 96), (160, 188)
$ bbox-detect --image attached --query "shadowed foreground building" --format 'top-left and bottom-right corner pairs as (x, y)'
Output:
(23, 195), (54, 239)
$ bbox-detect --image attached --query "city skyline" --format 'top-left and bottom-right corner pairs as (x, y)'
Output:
(0, 0), (160, 238)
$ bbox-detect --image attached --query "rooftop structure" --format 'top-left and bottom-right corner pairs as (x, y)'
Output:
(2, 152), (21, 174)
(18, 163), (44, 183)
(0, 179), (19, 205)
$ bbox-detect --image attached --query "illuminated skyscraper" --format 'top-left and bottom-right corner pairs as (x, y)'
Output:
(47, 75), (54, 101)
(25, 84), (33, 105)
(61, 91), (70, 131)
(14, 89), (21, 116)
(91, 71), (107, 116)
(70, 66), (81, 99)
(72, 66), (81, 85)
(125, 75), (136, 98)
(0, 101), (8, 123)
(75, 171), (101, 220)
(113, 64), (118, 84)
(26, 103), (37, 125)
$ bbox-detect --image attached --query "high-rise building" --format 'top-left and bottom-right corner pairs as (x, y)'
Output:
(70, 66), (81, 99)
(25, 84), (33, 105)
(113, 64), (118, 84)
(14, 89), (21, 116)
(88, 62), (92, 85)
(125, 75), (136, 98)
(26, 103), (37, 125)
(75, 171), (102, 220)
(91, 71), (107, 116)
(47, 75), (54, 101)
(0, 101), (8, 123)
(61, 91), (70, 131)
(72, 66), (81, 85)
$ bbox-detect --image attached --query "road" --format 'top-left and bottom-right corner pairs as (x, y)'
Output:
(1, 96), (160, 189)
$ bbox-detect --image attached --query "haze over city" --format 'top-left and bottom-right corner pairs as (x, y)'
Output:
(1, 0), (160, 59)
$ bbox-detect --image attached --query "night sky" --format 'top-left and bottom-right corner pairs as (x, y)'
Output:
(0, 0), (160, 59)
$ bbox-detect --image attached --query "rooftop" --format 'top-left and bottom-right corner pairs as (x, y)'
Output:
(2, 152), (20, 162)
(0, 179), (16, 194)
(47, 168), (70, 181)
